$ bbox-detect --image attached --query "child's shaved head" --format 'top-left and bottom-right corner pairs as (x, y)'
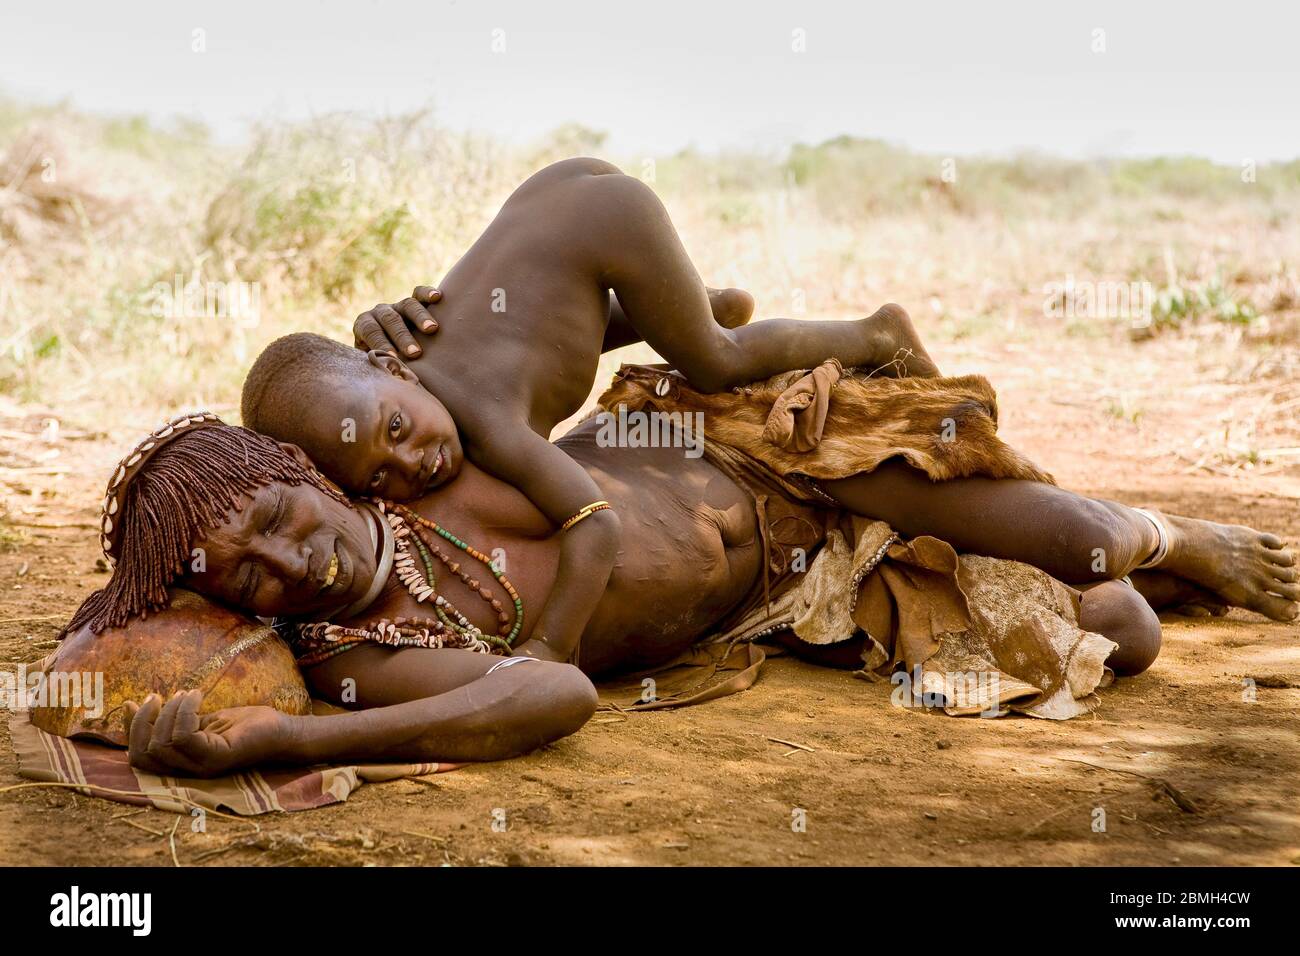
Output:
(241, 333), (463, 500)
(241, 333), (364, 439)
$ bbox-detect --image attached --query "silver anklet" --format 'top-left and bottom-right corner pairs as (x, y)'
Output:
(1133, 508), (1171, 570)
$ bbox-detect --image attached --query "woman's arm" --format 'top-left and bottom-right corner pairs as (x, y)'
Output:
(122, 652), (596, 777)
(291, 655), (595, 763)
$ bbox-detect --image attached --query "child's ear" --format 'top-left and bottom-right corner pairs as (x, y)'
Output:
(366, 349), (421, 384)
(276, 442), (316, 470)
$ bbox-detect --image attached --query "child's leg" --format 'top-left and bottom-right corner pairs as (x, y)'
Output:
(1078, 581), (1162, 676)
(592, 173), (938, 385)
(602, 287), (753, 352)
(707, 288), (756, 330)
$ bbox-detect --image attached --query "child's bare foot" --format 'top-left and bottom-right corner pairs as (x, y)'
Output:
(865, 303), (941, 378)
(707, 287), (754, 330)
(1152, 512), (1299, 621)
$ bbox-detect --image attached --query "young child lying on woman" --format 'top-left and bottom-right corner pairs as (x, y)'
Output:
(241, 158), (939, 665)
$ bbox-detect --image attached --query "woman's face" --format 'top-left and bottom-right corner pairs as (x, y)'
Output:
(185, 480), (377, 619)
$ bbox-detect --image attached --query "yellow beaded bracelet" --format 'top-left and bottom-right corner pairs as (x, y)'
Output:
(560, 500), (612, 532)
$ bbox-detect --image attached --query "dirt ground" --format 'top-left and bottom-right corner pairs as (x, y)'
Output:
(1, 328), (1297, 867)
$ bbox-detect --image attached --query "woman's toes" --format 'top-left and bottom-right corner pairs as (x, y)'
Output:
(1257, 593), (1300, 621)
(1260, 532), (1284, 549)
(1271, 579), (1300, 601)
(1171, 598), (1229, 617)
(1267, 547), (1296, 567)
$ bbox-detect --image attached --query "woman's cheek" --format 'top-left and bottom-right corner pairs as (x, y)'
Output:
(257, 580), (288, 617)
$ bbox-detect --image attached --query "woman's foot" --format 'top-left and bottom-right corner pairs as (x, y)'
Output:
(1127, 569), (1228, 617)
(707, 287), (755, 330)
(1151, 512), (1299, 621)
(864, 303), (941, 378)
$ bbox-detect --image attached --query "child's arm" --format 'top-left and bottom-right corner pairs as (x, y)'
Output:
(467, 423), (621, 662)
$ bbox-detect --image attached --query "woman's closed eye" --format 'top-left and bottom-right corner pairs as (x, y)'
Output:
(238, 564), (259, 605)
(263, 486), (287, 536)
(238, 488), (285, 600)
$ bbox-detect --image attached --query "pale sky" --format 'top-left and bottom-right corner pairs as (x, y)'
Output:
(2, 0), (1298, 161)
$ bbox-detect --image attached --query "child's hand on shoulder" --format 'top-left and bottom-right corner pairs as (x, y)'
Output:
(353, 286), (442, 358)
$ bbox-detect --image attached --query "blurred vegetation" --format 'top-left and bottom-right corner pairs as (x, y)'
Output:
(0, 514), (29, 553)
(1, 95), (1296, 425)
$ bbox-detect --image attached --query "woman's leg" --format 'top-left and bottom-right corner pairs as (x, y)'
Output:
(822, 459), (1299, 620)
(768, 578), (1161, 676)
(822, 460), (1158, 584)
(1126, 569), (1226, 616)
(1078, 581), (1162, 675)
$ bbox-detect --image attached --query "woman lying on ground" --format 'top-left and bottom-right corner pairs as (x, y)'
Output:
(62, 371), (1295, 776)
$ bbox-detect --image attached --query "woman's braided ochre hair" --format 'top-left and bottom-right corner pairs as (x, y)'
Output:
(63, 412), (346, 637)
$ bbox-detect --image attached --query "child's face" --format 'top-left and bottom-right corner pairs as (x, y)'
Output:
(296, 351), (464, 500)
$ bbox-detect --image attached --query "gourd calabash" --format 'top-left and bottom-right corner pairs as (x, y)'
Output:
(29, 588), (310, 746)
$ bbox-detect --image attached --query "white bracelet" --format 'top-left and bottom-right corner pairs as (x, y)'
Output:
(485, 656), (541, 676)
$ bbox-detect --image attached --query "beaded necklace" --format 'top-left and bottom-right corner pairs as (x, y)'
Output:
(387, 501), (524, 647)
(288, 500), (525, 667)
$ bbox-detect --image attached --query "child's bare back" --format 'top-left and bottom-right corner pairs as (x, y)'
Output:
(412, 158), (633, 432)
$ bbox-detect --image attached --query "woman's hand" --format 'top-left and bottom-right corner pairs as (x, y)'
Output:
(123, 690), (290, 778)
(352, 286), (442, 358)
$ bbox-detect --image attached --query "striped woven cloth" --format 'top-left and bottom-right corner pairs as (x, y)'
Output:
(8, 709), (458, 815)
